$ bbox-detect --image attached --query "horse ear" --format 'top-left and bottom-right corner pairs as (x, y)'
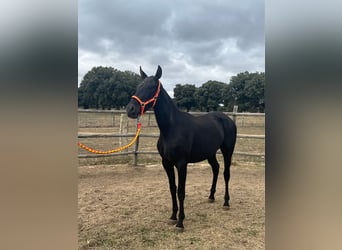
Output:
(140, 66), (148, 79)
(155, 65), (162, 79)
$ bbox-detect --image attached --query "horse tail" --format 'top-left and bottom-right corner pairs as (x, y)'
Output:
(220, 114), (237, 156)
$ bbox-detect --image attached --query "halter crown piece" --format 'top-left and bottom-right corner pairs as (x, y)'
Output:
(131, 80), (161, 116)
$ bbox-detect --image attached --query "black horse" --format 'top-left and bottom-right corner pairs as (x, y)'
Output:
(126, 66), (237, 231)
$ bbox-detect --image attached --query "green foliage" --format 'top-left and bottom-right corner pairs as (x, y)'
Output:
(195, 80), (226, 111)
(78, 66), (140, 109)
(78, 66), (264, 112)
(174, 84), (197, 111)
(224, 71), (265, 112)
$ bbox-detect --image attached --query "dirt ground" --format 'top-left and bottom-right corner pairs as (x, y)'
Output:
(78, 162), (264, 249)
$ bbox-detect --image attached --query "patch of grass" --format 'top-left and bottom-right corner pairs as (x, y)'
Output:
(195, 211), (208, 220)
(247, 229), (258, 237)
(188, 236), (202, 244)
(137, 225), (162, 248)
(141, 235), (156, 247)
(80, 230), (117, 249)
(232, 227), (244, 234)
(123, 210), (132, 216)
(138, 225), (150, 234)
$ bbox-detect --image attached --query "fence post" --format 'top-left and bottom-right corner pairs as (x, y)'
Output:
(133, 119), (140, 166)
(119, 114), (128, 148)
(232, 105), (238, 124)
(148, 112), (151, 126)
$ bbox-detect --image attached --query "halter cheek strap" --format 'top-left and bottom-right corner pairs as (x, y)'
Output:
(131, 80), (161, 115)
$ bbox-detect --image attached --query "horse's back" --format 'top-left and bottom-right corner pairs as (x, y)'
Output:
(196, 111), (236, 132)
(214, 111), (236, 133)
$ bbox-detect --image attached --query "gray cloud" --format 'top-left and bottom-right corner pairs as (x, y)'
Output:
(79, 0), (264, 94)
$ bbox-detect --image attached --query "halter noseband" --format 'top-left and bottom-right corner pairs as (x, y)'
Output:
(131, 80), (161, 115)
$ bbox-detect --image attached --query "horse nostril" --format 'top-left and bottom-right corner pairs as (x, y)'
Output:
(127, 104), (136, 116)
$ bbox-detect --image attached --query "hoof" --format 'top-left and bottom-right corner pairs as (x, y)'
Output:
(208, 198), (215, 203)
(168, 219), (178, 225)
(223, 205), (230, 210)
(175, 226), (184, 232)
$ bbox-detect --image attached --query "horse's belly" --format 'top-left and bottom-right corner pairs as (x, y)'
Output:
(158, 141), (190, 164)
(188, 133), (222, 161)
(189, 146), (219, 163)
(158, 134), (221, 164)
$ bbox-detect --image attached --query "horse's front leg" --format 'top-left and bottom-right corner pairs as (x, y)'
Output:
(175, 162), (187, 231)
(162, 158), (178, 224)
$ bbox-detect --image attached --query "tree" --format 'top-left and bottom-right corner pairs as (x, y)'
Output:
(244, 72), (265, 112)
(78, 67), (265, 112)
(195, 81), (227, 111)
(78, 67), (140, 109)
(224, 71), (265, 112)
(173, 84), (197, 112)
(78, 66), (115, 109)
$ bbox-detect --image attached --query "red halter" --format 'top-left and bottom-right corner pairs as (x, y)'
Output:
(131, 80), (161, 115)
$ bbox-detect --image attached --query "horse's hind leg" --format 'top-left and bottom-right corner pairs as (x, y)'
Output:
(222, 154), (232, 209)
(208, 155), (220, 202)
(221, 144), (235, 209)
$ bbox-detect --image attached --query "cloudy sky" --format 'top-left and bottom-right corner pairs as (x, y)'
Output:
(79, 0), (264, 96)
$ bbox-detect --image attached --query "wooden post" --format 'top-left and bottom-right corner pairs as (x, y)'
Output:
(232, 105), (238, 124)
(119, 114), (128, 148)
(148, 113), (151, 126)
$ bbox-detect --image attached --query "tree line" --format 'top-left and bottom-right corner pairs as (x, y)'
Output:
(78, 66), (265, 112)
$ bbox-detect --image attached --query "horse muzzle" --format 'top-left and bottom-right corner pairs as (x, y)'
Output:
(126, 101), (139, 119)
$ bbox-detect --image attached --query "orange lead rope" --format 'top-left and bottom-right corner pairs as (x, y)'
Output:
(77, 121), (142, 154)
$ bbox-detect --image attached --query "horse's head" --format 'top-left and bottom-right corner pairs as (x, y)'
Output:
(126, 65), (162, 119)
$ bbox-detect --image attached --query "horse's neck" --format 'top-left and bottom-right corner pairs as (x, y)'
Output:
(154, 86), (180, 135)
